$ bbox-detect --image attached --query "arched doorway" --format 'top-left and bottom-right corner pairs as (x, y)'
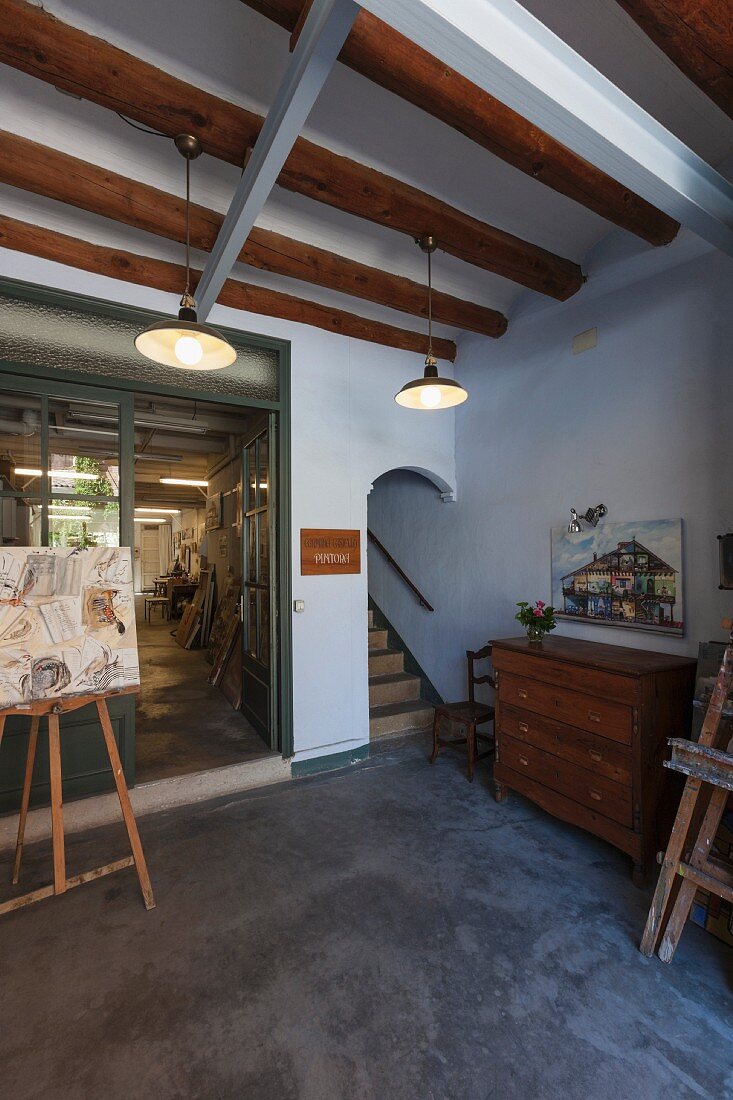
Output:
(366, 467), (455, 743)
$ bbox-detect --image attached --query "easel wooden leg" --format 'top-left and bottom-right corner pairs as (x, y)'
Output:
(12, 716), (39, 885)
(47, 713), (66, 895)
(639, 775), (702, 956)
(96, 699), (155, 910)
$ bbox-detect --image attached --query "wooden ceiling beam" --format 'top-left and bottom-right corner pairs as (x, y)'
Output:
(615, 1), (733, 119)
(0, 215), (458, 361)
(242, 0), (680, 246)
(0, 0), (582, 300)
(0, 131), (506, 337)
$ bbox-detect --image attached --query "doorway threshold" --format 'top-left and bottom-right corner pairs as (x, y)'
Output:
(0, 755), (291, 854)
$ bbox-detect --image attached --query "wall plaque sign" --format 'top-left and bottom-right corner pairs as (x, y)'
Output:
(300, 530), (361, 576)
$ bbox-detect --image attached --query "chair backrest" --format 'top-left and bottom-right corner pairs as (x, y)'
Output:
(466, 643), (496, 704)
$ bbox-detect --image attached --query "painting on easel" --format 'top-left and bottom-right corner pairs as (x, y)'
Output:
(0, 546), (139, 707)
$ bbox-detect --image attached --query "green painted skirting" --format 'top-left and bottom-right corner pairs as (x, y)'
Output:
(291, 744), (369, 778)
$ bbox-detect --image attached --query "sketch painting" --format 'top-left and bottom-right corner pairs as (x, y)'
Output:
(0, 546), (139, 708)
(551, 520), (683, 636)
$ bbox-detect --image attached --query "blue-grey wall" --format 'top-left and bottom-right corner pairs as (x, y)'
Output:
(368, 246), (733, 703)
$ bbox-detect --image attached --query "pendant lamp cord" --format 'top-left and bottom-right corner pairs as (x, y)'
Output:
(427, 247), (433, 358)
(184, 155), (191, 300)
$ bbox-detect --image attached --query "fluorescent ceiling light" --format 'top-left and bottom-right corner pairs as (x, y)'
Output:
(135, 507), (181, 515)
(49, 513), (93, 521)
(159, 477), (208, 487)
(14, 468), (100, 480)
(48, 503), (93, 512)
(50, 425), (118, 437)
(134, 453), (183, 463)
(69, 407), (208, 435)
(134, 516), (169, 523)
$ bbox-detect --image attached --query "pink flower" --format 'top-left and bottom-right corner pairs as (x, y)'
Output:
(533, 607), (543, 617)
(536, 600), (545, 608)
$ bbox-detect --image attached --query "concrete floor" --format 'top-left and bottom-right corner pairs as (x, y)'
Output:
(1, 737), (731, 1099)
(135, 605), (269, 783)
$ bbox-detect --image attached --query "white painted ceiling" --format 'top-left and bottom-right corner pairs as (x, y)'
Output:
(2, 0), (733, 342)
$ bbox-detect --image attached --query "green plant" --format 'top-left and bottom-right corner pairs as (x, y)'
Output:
(515, 600), (556, 640)
(73, 455), (112, 498)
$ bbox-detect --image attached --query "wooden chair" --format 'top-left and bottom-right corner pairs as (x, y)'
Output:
(430, 644), (496, 782)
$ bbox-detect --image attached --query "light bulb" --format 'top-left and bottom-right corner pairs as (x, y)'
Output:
(419, 385), (442, 408)
(174, 334), (203, 366)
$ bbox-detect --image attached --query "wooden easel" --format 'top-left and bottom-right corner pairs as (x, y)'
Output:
(640, 622), (733, 961)
(0, 688), (155, 916)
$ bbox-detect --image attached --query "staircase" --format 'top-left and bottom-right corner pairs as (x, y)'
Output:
(368, 609), (435, 739)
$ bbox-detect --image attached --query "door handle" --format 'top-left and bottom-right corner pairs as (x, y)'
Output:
(587, 710), (601, 723)
(518, 688), (528, 699)
(518, 755), (529, 767)
(588, 749), (602, 762)
(589, 788), (602, 801)
(518, 722), (529, 733)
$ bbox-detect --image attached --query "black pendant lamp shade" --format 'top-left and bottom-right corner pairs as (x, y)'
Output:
(394, 236), (468, 410)
(135, 134), (236, 371)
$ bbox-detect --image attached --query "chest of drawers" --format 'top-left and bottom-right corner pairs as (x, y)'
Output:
(491, 637), (696, 883)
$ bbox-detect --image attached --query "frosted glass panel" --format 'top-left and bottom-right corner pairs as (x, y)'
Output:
(0, 290), (280, 402)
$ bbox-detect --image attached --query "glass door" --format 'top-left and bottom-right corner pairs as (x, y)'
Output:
(242, 416), (278, 749)
(0, 373), (135, 812)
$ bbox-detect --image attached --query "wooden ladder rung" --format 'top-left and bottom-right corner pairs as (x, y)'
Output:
(678, 859), (733, 904)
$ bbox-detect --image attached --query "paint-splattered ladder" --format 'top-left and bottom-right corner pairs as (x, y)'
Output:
(640, 620), (733, 961)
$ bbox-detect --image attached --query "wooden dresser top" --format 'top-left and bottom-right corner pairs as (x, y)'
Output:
(491, 636), (696, 677)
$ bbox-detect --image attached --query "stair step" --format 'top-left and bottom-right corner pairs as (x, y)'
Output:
(369, 672), (421, 706)
(369, 699), (435, 739)
(368, 648), (404, 676)
(368, 627), (388, 650)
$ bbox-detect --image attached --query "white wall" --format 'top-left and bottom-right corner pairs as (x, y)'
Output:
(368, 245), (733, 703)
(0, 248), (456, 762)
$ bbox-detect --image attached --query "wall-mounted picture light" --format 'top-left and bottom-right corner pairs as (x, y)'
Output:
(567, 504), (607, 533)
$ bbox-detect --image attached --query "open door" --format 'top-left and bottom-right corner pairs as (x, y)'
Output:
(241, 415), (278, 750)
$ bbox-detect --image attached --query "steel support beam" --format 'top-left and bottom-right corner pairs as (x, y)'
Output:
(196, 0), (359, 318)
(354, 0), (733, 257)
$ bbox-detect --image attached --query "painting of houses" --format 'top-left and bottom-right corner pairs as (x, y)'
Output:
(551, 520), (683, 636)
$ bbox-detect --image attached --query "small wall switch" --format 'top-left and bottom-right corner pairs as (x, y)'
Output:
(293, 599), (305, 613)
(572, 327), (597, 355)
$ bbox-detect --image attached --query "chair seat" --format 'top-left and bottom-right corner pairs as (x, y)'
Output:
(435, 700), (495, 724)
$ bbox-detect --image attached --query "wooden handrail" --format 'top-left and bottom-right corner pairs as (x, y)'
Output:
(367, 528), (434, 612)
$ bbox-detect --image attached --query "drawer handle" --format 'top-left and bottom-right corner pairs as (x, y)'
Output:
(518, 722), (529, 733)
(588, 749), (603, 763)
(518, 755), (529, 767)
(587, 710), (601, 723)
(517, 688), (528, 699)
(589, 788), (602, 801)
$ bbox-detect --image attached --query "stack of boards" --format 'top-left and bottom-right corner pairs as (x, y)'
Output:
(207, 578), (243, 711)
(174, 568), (215, 651)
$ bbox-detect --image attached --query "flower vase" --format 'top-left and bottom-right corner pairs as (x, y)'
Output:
(526, 624), (545, 644)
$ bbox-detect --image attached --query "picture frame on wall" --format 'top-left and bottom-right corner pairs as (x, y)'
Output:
(205, 492), (223, 532)
(551, 519), (684, 636)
